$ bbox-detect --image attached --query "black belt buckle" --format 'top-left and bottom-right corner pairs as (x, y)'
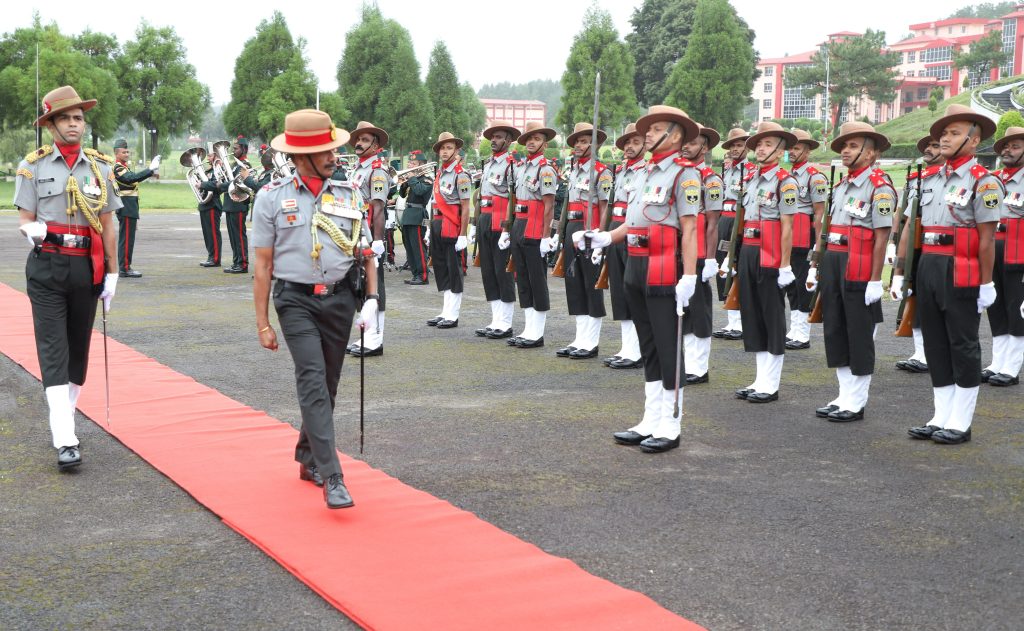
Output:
(923, 233), (953, 246)
(627, 234), (648, 247)
(45, 233), (90, 249)
(998, 223), (1007, 233)
(515, 204), (528, 212)
(480, 200), (493, 208)
(827, 233), (847, 246)
(743, 227), (761, 238)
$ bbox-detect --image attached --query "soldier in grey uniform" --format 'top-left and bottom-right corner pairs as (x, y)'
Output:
(784, 129), (828, 349)
(14, 85), (122, 471)
(806, 122), (893, 422)
(734, 122), (800, 404)
(252, 109), (378, 509)
(425, 132), (473, 328)
(346, 121), (391, 356)
(580, 105), (701, 453)
(714, 127), (756, 339)
(680, 123), (724, 384)
(475, 121), (520, 338)
(895, 105), (1003, 444)
(499, 121), (559, 348)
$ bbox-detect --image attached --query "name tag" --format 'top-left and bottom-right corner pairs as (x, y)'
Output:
(278, 211), (306, 228)
(844, 196), (868, 218)
(642, 186), (668, 204)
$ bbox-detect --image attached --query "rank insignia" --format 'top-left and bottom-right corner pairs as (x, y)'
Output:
(876, 198), (894, 215)
(977, 181), (999, 193)
(681, 179), (700, 189)
(542, 174), (553, 187)
(285, 213), (299, 225)
(707, 185), (722, 201)
(16, 168), (32, 179)
(780, 182), (798, 194)
(782, 190), (797, 206)
(684, 187), (700, 204)
(282, 199), (298, 209)
(983, 192), (1000, 208)
(371, 175), (386, 194)
(815, 182), (827, 195)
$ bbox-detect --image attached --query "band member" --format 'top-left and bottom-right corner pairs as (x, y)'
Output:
(475, 121), (520, 338)
(252, 147), (277, 196)
(399, 150), (431, 285)
(346, 121), (391, 356)
(734, 122), (800, 403)
(714, 128), (756, 339)
(602, 123), (646, 368)
(500, 121), (559, 348)
(897, 105), (1002, 444)
(984, 126), (1024, 387)
(680, 123), (724, 384)
(197, 154), (227, 267)
(14, 86), (122, 470)
(784, 129), (828, 349)
(253, 109), (377, 509)
(425, 132), (472, 328)
(112, 138), (159, 278)
(222, 135), (254, 274)
(892, 135), (944, 373)
(556, 122), (611, 359)
(580, 105), (701, 453)
(806, 122), (893, 422)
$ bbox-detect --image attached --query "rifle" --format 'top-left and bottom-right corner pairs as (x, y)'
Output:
(885, 164), (913, 287)
(594, 166), (617, 290)
(807, 164), (838, 324)
(895, 163), (923, 337)
(504, 157), (518, 273)
(551, 157), (574, 277)
(721, 168), (746, 310)
(472, 158), (485, 267)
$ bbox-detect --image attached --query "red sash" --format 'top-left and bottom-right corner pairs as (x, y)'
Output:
(792, 212), (813, 249)
(922, 225), (981, 288)
(1002, 218), (1024, 265)
(759, 220), (782, 269)
(696, 213), (707, 259)
(828, 225), (874, 283)
(481, 195), (509, 232)
(432, 178), (462, 239)
(515, 200), (546, 240)
(648, 224), (679, 294)
(565, 201), (600, 228)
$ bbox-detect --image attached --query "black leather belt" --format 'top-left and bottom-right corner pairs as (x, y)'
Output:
(922, 232), (954, 246)
(44, 233), (91, 249)
(278, 279), (349, 297)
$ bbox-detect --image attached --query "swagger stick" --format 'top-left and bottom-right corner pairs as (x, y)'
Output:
(673, 303), (685, 419)
(102, 305), (110, 426)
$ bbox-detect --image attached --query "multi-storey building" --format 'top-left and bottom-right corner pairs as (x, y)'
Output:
(479, 99), (547, 133)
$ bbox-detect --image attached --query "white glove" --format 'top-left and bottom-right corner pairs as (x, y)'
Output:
(498, 231), (510, 250)
(777, 265), (795, 288)
(884, 242), (896, 265)
(572, 229), (587, 249)
(149, 155), (161, 172)
(19, 220), (47, 247)
(675, 274), (697, 315)
(468, 225), (477, 245)
(890, 274), (906, 301)
(865, 280), (884, 305)
(99, 273), (118, 313)
(1019, 298), (1024, 319)
(805, 266), (818, 291)
(550, 233), (560, 251)
(591, 247), (604, 265)
(385, 218), (397, 230)
(455, 235), (468, 252)
(370, 239), (385, 256)
(539, 237), (555, 255)
(718, 256), (731, 277)
(701, 259), (719, 282)
(356, 298), (379, 330)
(978, 281), (997, 313)
(424, 229), (430, 247)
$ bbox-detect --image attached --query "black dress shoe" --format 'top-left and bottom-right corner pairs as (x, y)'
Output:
(908, 424), (941, 440)
(324, 474), (354, 509)
(602, 355), (621, 366)
(199, 260), (220, 267)
(609, 357), (642, 369)
(785, 338), (810, 350)
(895, 359), (909, 371)
(931, 427), (972, 444)
(485, 328), (513, 339)
(224, 265), (248, 274)
(988, 373), (1020, 387)
(57, 445), (81, 471)
(685, 372), (709, 385)
(569, 347), (598, 359)
(516, 337), (544, 348)
(981, 369), (995, 383)
(827, 408), (865, 422)
(427, 316), (444, 326)
(299, 463), (324, 487)
(816, 404), (839, 418)
(613, 430), (650, 445)
(349, 345), (383, 357)
(722, 330), (743, 340)
(119, 268), (143, 278)
(436, 319), (458, 329)
(747, 391), (779, 403)
(474, 327), (493, 337)
(735, 388), (754, 400)
(639, 436), (681, 453)
(904, 359), (929, 373)
(506, 336), (523, 346)
(405, 277), (429, 285)
(712, 329), (728, 339)
(555, 345), (578, 357)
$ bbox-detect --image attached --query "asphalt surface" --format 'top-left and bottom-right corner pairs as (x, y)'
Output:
(1, 211), (1022, 631)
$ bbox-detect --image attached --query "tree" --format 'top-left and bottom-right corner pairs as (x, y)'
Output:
(928, 89), (941, 113)
(426, 42), (468, 142)
(477, 79), (563, 126)
(558, 7), (640, 136)
(256, 45), (319, 142)
(953, 31), (1008, 86)
(223, 12), (299, 140)
(462, 82), (486, 138)
(663, 0), (754, 133)
(71, 29), (121, 148)
(995, 109), (1024, 140)
(784, 30), (900, 129)
(948, 2), (1015, 18)
(118, 22), (211, 152)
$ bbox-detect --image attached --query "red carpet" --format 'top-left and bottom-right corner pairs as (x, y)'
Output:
(0, 282), (703, 630)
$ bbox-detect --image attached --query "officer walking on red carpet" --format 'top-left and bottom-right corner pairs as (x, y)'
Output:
(252, 109), (378, 509)
(14, 85), (122, 471)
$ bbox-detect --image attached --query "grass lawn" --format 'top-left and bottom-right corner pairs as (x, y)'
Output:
(0, 180), (197, 212)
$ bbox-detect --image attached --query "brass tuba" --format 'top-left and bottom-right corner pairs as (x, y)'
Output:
(180, 147), (214, 204)
(271, 151), (295, 179)
(211, 140), (255, 203)
(394, 161), (437, 185)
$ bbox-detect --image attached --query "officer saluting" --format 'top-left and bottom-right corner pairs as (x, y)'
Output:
(112, 138), (160, 278)
(252, 109), (378, 509)
(14, 86), (122, 470)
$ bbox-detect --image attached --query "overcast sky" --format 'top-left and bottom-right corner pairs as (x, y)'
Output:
(12, 0), (995, 104)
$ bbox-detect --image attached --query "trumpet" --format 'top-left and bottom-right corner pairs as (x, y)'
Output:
(393, 162), (437, 185)
(180, 147), (214, 204)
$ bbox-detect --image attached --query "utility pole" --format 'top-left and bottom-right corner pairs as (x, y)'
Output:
(823, 42), (831, 145)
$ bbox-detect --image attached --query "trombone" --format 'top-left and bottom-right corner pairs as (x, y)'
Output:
(180, 147), (214, 204)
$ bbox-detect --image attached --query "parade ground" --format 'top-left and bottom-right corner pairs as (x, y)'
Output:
(1, 211), (1022, 630)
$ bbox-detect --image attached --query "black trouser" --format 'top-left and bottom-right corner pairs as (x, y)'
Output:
(787, 247), (813, 312)
(224, 210), (248, 269)
(430, 219), (463, 293)
(26, 250), (98, 388)
(988, 240), (1024, 336)
(117, 215), (137, 271)
(819, 250), (884, 375)
(682, 260), (713, 338)
(625, 255), (683, 389)
(738, 243), (786, 355)
(401, 222), (428, 282)
(199, 207), (222, 262)
(563, 219), (606, 317)
(510, 218), (549, 311)
(273, 280), (356, 480)
(607, 219), (630, 320)
(478, 215), (515, 303)
(715, 214), (736, 301)
(917, 253), (982, 388)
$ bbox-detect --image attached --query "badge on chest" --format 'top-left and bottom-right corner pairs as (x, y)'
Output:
(945, 185), (968, 206)
(81, 174), (102, 199)
(1007, 191), (1024, 208)
(642, 185), (668, 204)
(487, 170), (504, 186)
(844, 196), (868, 218)
(439, 177), (455, 195)
(756, 188), (776, 207)
(574, 174), (590, 190)
(320, 193), (361, 219)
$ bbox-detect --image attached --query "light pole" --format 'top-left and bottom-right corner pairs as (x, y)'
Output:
(823, 42), (831, 145)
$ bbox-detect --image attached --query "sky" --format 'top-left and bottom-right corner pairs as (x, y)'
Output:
(10, 0), (1001, 105)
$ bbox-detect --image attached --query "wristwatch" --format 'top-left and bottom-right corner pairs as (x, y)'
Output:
(365, 293), (380, 300)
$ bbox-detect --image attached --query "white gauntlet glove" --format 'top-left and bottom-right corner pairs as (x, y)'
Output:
(423, 228), (430, 247)
(149, 155), (161, 172)
(539, 237), (556, 255)
(455, 235), (468, 252)
(675, 274), (697, 315)
(19, 221), (47, 248)
(864, 280), (884, 305)
(777, 265), (795, 288)
(99, 273), (118, 313)
(591, 248), (604, 265)
(701, 259), (719, 282)
(468, 225), (477, 245)
(978, 282), (997, 313)
(805, 266), (818, 291)
(497, 231), (510, 250)
(884, 242), (896, 265)
(356, 298), (379, 330)
(718, 255), (732, 277)
(370, 239), (385, 256)
(889, 274), (907, 301)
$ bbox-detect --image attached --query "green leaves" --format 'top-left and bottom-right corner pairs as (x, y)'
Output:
(953, 30), (1008, 81)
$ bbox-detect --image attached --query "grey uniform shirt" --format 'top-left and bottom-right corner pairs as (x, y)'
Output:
(432, 161), (473, 207)
(791, 162), (828, 215)
(743, 164), (799, 221)
(998, 167), (1024, 219)
(14, 146), (122, 222)
(481, 153), (512, 199)
(625, 153), (700, 229)
(515, 156), (558, 202)
(828, 167), (897, 230)
(613, 160), (647, 218)
(920, 157), (1002, 227)
(568, 159), (613, 205)
(251, 175), (364, 284)
(695, 160), (724, 213)
(904, 165), (943, 206)
(350, 154), (391, 208)
(723, 159), (755, 210)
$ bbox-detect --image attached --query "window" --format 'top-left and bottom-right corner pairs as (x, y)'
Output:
(906, 70), (915, 77)
(904, 91), (914, 102)
(782, 85), (816, 119)
(764, 66), (774, 77)
(874, 103), (881, 121)
(917, 88), (929, 100)
(763, 99), (772, 109)
(1002, 18), (1017, 76)
(764, 83), (773, 93)
(923, 65), (952, 81)
(905, 106), (914, 114)
(907, 51), (916, 63)
(948, 27), (953, 34)
(762, 116), (772, 121)
(962, 26), (967, 34)
(921, 46), (952, 63)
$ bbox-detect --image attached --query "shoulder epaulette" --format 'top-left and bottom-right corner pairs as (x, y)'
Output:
(742, 168), (757, 182)
(674, 157), (696, 168)
(454, 163), (464, 174)
(615, 164), (624, 174)
(595, 161), (607, 173)
(264, 175), (292, 191)
(25, 145), (53, 163)
(743, 161), (757, 171)
(924, 164), (943, 178)
(84, 148), (114, 164)
(776, 168), (790, 180)
(970, 163), (989, 179)
(907, 171), (920, 180)
(806, 166), (820, 176)
(699, 166), (715, 180)
(537, 157), (547, 167)
(371, 158), (384, 169)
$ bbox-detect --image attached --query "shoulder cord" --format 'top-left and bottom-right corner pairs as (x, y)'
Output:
(310, 209), (361, 259)
(65, 155), (107, 233)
